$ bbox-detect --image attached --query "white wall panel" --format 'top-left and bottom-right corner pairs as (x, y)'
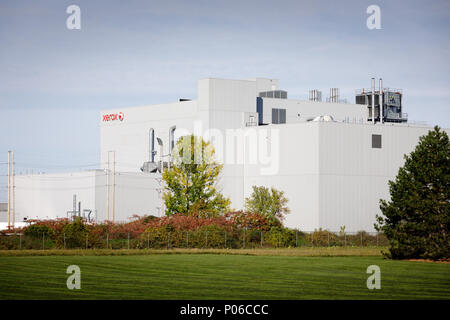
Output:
(95, 172), (160, 222)
(318, 122), (440, 231)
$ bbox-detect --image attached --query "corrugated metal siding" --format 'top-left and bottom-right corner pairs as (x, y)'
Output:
(318, 122), (436, 231)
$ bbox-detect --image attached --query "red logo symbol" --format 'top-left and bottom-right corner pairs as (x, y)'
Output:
(102, 112), (124, 122)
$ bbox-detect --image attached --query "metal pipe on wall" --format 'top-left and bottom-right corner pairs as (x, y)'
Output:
(149, 129), (154, 162)
(160, 143), (164, 217)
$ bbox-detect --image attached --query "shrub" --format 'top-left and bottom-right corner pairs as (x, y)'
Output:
(24, 224), (54, 239)
(263, 226), (297, 247)
(62, 218), (88, 248)
(225, 211), (274, 231)
(306, 229), (337, 246)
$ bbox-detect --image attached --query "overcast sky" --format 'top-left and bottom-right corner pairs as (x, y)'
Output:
(0, 0), (449, 201)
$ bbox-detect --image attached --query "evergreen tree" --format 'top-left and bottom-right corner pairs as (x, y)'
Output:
(376, 126), (450, 260)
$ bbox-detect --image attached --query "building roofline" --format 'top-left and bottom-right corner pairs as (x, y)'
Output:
(100, 99), (197, 113)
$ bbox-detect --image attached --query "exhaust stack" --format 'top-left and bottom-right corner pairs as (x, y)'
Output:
(371, 78), (375, 124)
(379, 78), (383, 124)
(329, 88), (339, 103)
(309, 89), (322, 102)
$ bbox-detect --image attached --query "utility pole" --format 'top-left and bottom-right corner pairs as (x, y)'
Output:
(112, 151), (116, 223)
(7, 151), (11, 230)
(12, 151), (15, 229)
(106, 152), (110, 221)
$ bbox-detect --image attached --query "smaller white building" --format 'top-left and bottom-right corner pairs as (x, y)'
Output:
(15, 170), (159, 222)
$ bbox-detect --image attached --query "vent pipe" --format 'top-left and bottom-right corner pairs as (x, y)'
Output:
(309, 89), (322, 102)
(329, 88), (339, 103)
(371, 78), (375, 124)
(379, 78), (383, 124)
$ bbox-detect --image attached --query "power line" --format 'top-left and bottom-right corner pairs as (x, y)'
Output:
(13, 185), (159, 191)
(13, 162), (102, 168)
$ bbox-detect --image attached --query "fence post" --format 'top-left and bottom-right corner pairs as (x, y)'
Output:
(360, 233), (363, 246)
(167, 232), (170, 250)
(106, 233), (109, 249)
(186, 231), (189, 248)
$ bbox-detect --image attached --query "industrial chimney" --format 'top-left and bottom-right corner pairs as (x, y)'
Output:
(371, 78), (375, 124)
(309, 89), (322, 102)
(379, 78), (383, 124)
(329, 88), (339, 103)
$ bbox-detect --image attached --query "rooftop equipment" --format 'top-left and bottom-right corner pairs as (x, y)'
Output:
(309, 90), (322, 102)
(325, 88), (347, 103)
(328, 88), (340, 103)
(355, 78), (407, 123)
(259, 90), (287, 99)
(309, 115), (336, 122)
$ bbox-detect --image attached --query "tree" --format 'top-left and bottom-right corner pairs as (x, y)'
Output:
(244, 186), (290, 225)
(375, 126), (450, 260)
(162, 134), (230, 217)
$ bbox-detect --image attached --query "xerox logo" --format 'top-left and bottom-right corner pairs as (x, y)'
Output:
(102, 112), (124, 122)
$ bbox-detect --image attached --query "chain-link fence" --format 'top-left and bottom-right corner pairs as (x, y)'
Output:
(0, 230), (388, 250)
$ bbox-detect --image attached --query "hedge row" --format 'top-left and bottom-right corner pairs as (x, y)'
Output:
(0, 227), (387, 250)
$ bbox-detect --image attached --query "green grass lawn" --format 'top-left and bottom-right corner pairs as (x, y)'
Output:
(0, 253), (449, 300)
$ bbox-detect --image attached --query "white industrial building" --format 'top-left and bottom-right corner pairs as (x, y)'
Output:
(10, 78), (449, 231)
